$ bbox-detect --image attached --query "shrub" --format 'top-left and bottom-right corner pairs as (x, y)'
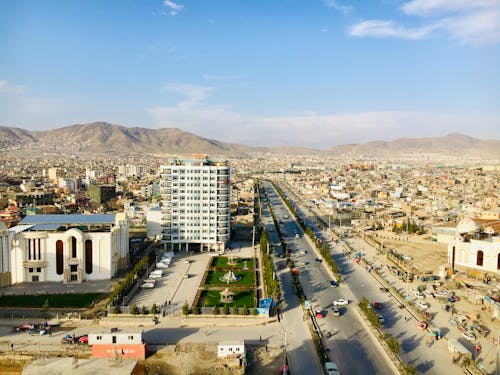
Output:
(385, 335), (400, 355)
(212, 306), (219, 315)
(141, 305), (147, 315)
(242, 304), (249, 316)
(223, 304), (230, 315)
(112, 305), (121, 314)
(182, 302), (190, 316)
(192, 305), (200, 315)
(151, 303), (157, 315)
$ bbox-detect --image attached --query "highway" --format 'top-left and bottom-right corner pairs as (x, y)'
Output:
(261, 181), (396, 375)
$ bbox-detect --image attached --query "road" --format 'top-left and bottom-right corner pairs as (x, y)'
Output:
(262, 181), (395, 375)
(280, 182), (464, 375)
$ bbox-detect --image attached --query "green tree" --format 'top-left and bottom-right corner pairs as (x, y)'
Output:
(141, 305), (147, 315)
(192, 305), (200, 315)
(223, 304), (230, 315)
(112, 305), (121, 314)
(212, 306), (219, 315)
(130, 304), (138, 315)
(182, 301), (190, 316)
(151, 303), (157, 315)
(404, 364), (417, 375)
(386, 335), (400, 355)
(42, 298), (50, 311)
(242, 304), (249, 316)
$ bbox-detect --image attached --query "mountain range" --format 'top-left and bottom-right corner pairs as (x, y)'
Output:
(0, 122), (498, 159)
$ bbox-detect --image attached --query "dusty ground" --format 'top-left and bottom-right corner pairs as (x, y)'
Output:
(133, 344), (282, 375)
(372, 234), (449, 274)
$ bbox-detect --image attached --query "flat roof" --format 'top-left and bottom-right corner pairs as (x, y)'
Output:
(19, 214), (116, 225)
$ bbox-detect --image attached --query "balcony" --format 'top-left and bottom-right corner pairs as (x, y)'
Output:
(162, 235), (171, 241)
(23, 260), (47, 268)
(66, 258), (80, 266)
(217, 209), (229, 215)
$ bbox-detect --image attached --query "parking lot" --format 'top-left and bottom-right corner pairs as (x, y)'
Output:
(128, 242), (257, 312)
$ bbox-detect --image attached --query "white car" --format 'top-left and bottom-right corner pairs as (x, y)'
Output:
(462, 332), (476, 341)
(333, 299), (349, 306)
(418, 301), (429, 310)
(415, 292), (425, 299)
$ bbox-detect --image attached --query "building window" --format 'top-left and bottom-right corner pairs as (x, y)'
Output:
(70, 265), (78, 272)
(28, 267), (33, 273)
(97, 335), (102, 340)
(476, 250), (484, 266)
(70, 274), (78, 281)
(32, 276), (39, 282)
(56, 240), (63, 275)
(71, 236), (77, 258)
(36, 267), (41, 272)
(85, 240), (93, 274)
(128, 335), (134, 340)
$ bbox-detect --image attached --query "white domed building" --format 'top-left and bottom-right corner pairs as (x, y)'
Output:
(448, 218), (500, 275)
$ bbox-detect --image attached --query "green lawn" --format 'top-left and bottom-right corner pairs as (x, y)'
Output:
(210, 257), (254, 270)
(198, 289), (255, 308)
(204, 270), (254, 286)
(0, 293), (103, 308)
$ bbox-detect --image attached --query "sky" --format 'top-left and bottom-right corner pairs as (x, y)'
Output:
(0, 0), (499, 148)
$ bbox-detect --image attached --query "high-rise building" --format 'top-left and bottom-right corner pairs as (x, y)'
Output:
(159, 155), (230, 252)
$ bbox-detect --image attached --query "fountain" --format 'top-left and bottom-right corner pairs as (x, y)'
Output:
(219, 269), (241, 284)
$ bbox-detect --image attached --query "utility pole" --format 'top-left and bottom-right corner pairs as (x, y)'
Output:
(252, 226), (255, 248)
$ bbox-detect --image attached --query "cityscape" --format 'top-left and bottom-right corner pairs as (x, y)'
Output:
(1, 1), (499, 375)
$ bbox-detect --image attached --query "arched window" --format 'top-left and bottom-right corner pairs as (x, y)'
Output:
(56, 240), (63, 275)
(497, 253), (500, 270)
(85, 240), (93, 274)
(71, 236), (77, 258)
(476, 250), (484, 267)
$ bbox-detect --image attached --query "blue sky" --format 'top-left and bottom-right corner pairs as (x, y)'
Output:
(1, 0), (499, 148)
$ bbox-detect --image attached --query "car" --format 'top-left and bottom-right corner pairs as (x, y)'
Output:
(378, 315), (385, 324)
(332, 307), (341, 316)
(78, 335), (89, 344)
(449, 318), (458, 326)
(418, 301), (429, 310)
(16, 323), (34, 332)
(295, 233), (300, 239)
(402, 255), (413, 260)
(333, 299), (349, 306)
(315, 258), (323, 263)
(315, 309), (324, 319)
(330, 280), (338, 288)
(415, 292), (425, 299)
(462, 332), (476, 341)
(372, 302), (382, 309)
(379, 287), (389, 293)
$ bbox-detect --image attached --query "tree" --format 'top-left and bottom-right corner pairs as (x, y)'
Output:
(182, 301), (190, 316)
(130, 304), (139, 315)
(386, 335), (400, 355)
(404, 364), (417, 375)
(112, 305), (121, 314)
(223, 304), (230, 315)
(42, 298), (50, 311)
(242, 305), (249, 316)
(192, 305), (200, 315)
(141, 305), (147, 315)
(212, 306), (219, 315)
(151, 303), (157, 315)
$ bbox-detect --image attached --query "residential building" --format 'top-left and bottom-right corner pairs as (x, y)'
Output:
(8, 213), (129, 284)
(159, 155), (230, 252)
(88, 184), (116, 205)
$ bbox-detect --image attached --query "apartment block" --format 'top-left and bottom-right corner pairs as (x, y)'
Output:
(159, 155), (230, 252)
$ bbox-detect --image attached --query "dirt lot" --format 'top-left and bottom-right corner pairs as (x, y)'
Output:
(373, 234), (449, 274)
(133, 343), (283, 375)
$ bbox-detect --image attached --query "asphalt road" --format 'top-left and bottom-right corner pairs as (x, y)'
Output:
(262, 182), (395, 375)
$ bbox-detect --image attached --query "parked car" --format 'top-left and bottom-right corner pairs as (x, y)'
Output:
(378, 315), (385, 324)
(315, 309), (324, 319)
(372, 302), (382, 309)
(449, 318), (458, 326)
(330, 280), (338, 288)
(16, 323), (34, 332)
(379, 287), (389, 293)
(462, 332), (476, 341)
(418, 301), (429, 310)
(78, 335), (89, 344)
(315, 258), (323, 263)
(332, 307), (341, 316)
(333, 299), (349, 306)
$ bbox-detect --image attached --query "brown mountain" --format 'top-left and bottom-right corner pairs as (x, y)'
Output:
(0, 122), (498, 159)
(1, 122), (251, 155)
(326, 133), (500, 159)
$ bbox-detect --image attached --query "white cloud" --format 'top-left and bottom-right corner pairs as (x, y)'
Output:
(160, 83), (215, 109)
(349, 20), (437, 40)
(350, 0), (500, 45)
(145, 83), (499, 147)
(325, 0), (352, 14)
(163, 0), (184, 16)
(0, 79), (26, 94)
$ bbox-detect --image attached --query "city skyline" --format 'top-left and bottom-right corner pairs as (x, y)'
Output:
(1, 0), (499, 147)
